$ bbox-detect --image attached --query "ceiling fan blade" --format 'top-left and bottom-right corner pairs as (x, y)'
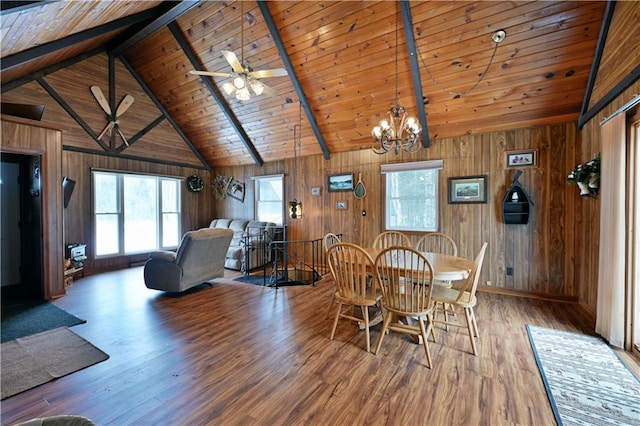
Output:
(259, 81), (279, 97)
(97, 122), (112, 140)
(190, 70), (234, 78)
(115, 95), (134, 118)
(90, 85), (111, 116)
(116, 126), (129, 147)
(251, 68), (288, 79)
(222, 50), (244, 73)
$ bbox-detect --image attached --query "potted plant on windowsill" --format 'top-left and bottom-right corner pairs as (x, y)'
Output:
(567, 153), (600, 197)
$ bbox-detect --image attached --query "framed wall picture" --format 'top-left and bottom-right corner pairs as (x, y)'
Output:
(226, 178), (245, 202)
(327, 173), (354, 192)
(336, 201), (348, 210)
(505, 149), (537, 168)
(448, 175), (488, 204)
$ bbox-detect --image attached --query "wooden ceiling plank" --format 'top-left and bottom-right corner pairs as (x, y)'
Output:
(1, 8), (163, 71)
(168, 20), (264, 167)
(258, 0), (330, 160)
(119, 54), (211, 171)
(578, 0), (616, 129)
(0, 1), (57, 15)
(401, 0), (429, 148)
(36, 76), (109, 151)
(108, 1), (202, 57)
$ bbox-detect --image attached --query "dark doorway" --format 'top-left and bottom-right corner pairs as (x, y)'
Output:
(1, 152), (44, 299)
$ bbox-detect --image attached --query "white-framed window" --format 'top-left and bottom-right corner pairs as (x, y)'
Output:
(252, 174), (284, 224)
(382, 160), (443, 232)
(93, 170), (181, 257)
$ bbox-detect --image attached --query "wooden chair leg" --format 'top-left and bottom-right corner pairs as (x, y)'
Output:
(330, 302), (343, 340)
(470, 308), (479, 337)
(464, 307), (478, 356)
(374, 311), (393, 355)
(361, 305), (371, 353)
(418, 317), (432, 369)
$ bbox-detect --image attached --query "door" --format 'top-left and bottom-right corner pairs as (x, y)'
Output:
(0, 153), (44, 298)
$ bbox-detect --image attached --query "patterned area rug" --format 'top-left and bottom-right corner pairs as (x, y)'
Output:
(526, 325), (640, 426)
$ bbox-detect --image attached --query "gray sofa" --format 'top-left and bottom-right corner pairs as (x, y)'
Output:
(143, 228), (233, 292)
(209, 218), (279, 272)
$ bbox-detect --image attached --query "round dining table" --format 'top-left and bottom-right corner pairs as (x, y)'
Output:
(355, 247), (475, 330)
(363, 247), (474, 281)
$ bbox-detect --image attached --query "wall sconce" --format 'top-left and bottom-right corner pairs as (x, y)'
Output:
(289, 200), (302, 219)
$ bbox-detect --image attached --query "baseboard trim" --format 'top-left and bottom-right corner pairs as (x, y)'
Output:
(478, 285), (579, 303)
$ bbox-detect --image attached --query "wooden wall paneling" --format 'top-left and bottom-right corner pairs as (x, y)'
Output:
(211, 120), (589, 302)
(1, 117), (65, 299)
(62, 150), (213, 274)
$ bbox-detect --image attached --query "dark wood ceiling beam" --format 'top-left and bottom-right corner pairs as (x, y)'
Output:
(401, 0), (430, 148)
(115, 115), (166, 154)
(577, 0), (616, 129)
(36, 77), (110, 151)
(63, 145), (208, 170)
(258, 0), (331, 160)
(1, 8), (163, 71)
(168, 21), (264, 168)
(119, 54), (212, 171)
(1, 47), (103, 93)
(0, 1), (56, 15)
(108, 1), (201, 57)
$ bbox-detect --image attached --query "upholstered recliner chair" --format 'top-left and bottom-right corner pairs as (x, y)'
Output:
(143, 228), (233, 292)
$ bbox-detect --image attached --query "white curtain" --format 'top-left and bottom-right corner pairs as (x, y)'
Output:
(596, 113), (626, 348)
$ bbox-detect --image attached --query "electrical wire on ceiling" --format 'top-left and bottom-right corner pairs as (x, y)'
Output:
(417, 29), (506, 99)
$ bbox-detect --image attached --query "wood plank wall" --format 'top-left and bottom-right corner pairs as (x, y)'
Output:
(1, 116), (65, 298)
(62, 150), (213, 273)
(212, 121), (579, 302)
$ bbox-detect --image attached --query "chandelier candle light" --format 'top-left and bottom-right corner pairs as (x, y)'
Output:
(372, 2), (421, 155)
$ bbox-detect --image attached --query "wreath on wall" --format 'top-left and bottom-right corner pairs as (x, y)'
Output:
(186, 175), (205, 192)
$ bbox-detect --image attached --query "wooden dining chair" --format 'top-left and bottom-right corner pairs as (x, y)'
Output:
(415, 232), (458, 256)
(374, 246), (437, 368)
(372, 231), (412, 249)
(326, 242), (381, 353)
(323, 233), (342, 318)
(431, 242), (488, 356)
(415, 232), (459, 314)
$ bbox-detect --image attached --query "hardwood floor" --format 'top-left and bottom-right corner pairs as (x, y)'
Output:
(2, 268), (639, 425)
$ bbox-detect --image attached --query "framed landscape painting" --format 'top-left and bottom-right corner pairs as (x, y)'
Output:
(448, 175), (488, 204)
(327, 173), (354, 192)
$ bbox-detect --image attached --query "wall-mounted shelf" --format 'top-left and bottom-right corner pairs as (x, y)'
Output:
(502, 170), (533, 225)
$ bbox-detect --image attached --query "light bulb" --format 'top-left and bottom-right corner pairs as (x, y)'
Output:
(222, 82), (235, 95)
(235, 87), (250, 101)
(250, 81), (264, 95)
(233, 76), (245, 89)
(372, 126), (382, 138)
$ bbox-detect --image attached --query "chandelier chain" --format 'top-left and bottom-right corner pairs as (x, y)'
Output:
(417, 39), (500, 99)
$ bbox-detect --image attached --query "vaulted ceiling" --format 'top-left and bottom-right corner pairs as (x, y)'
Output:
(1, 1), (607, 170)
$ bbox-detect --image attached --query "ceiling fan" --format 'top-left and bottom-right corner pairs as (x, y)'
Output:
(90, 85), (134, 146)
(189, 4), (287, 100)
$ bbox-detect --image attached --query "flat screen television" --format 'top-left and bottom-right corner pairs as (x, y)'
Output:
(62, 177), (76, 208)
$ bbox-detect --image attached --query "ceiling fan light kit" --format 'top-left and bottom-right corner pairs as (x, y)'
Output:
(190, 2), (287, 101)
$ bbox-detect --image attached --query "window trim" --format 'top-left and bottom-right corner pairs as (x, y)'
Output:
(382, 160), (443, 232)
(252, 174), (284, 225)
(92, 170), (182, 258)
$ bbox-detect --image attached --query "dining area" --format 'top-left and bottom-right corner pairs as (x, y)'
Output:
(324, 231), (488, 368)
